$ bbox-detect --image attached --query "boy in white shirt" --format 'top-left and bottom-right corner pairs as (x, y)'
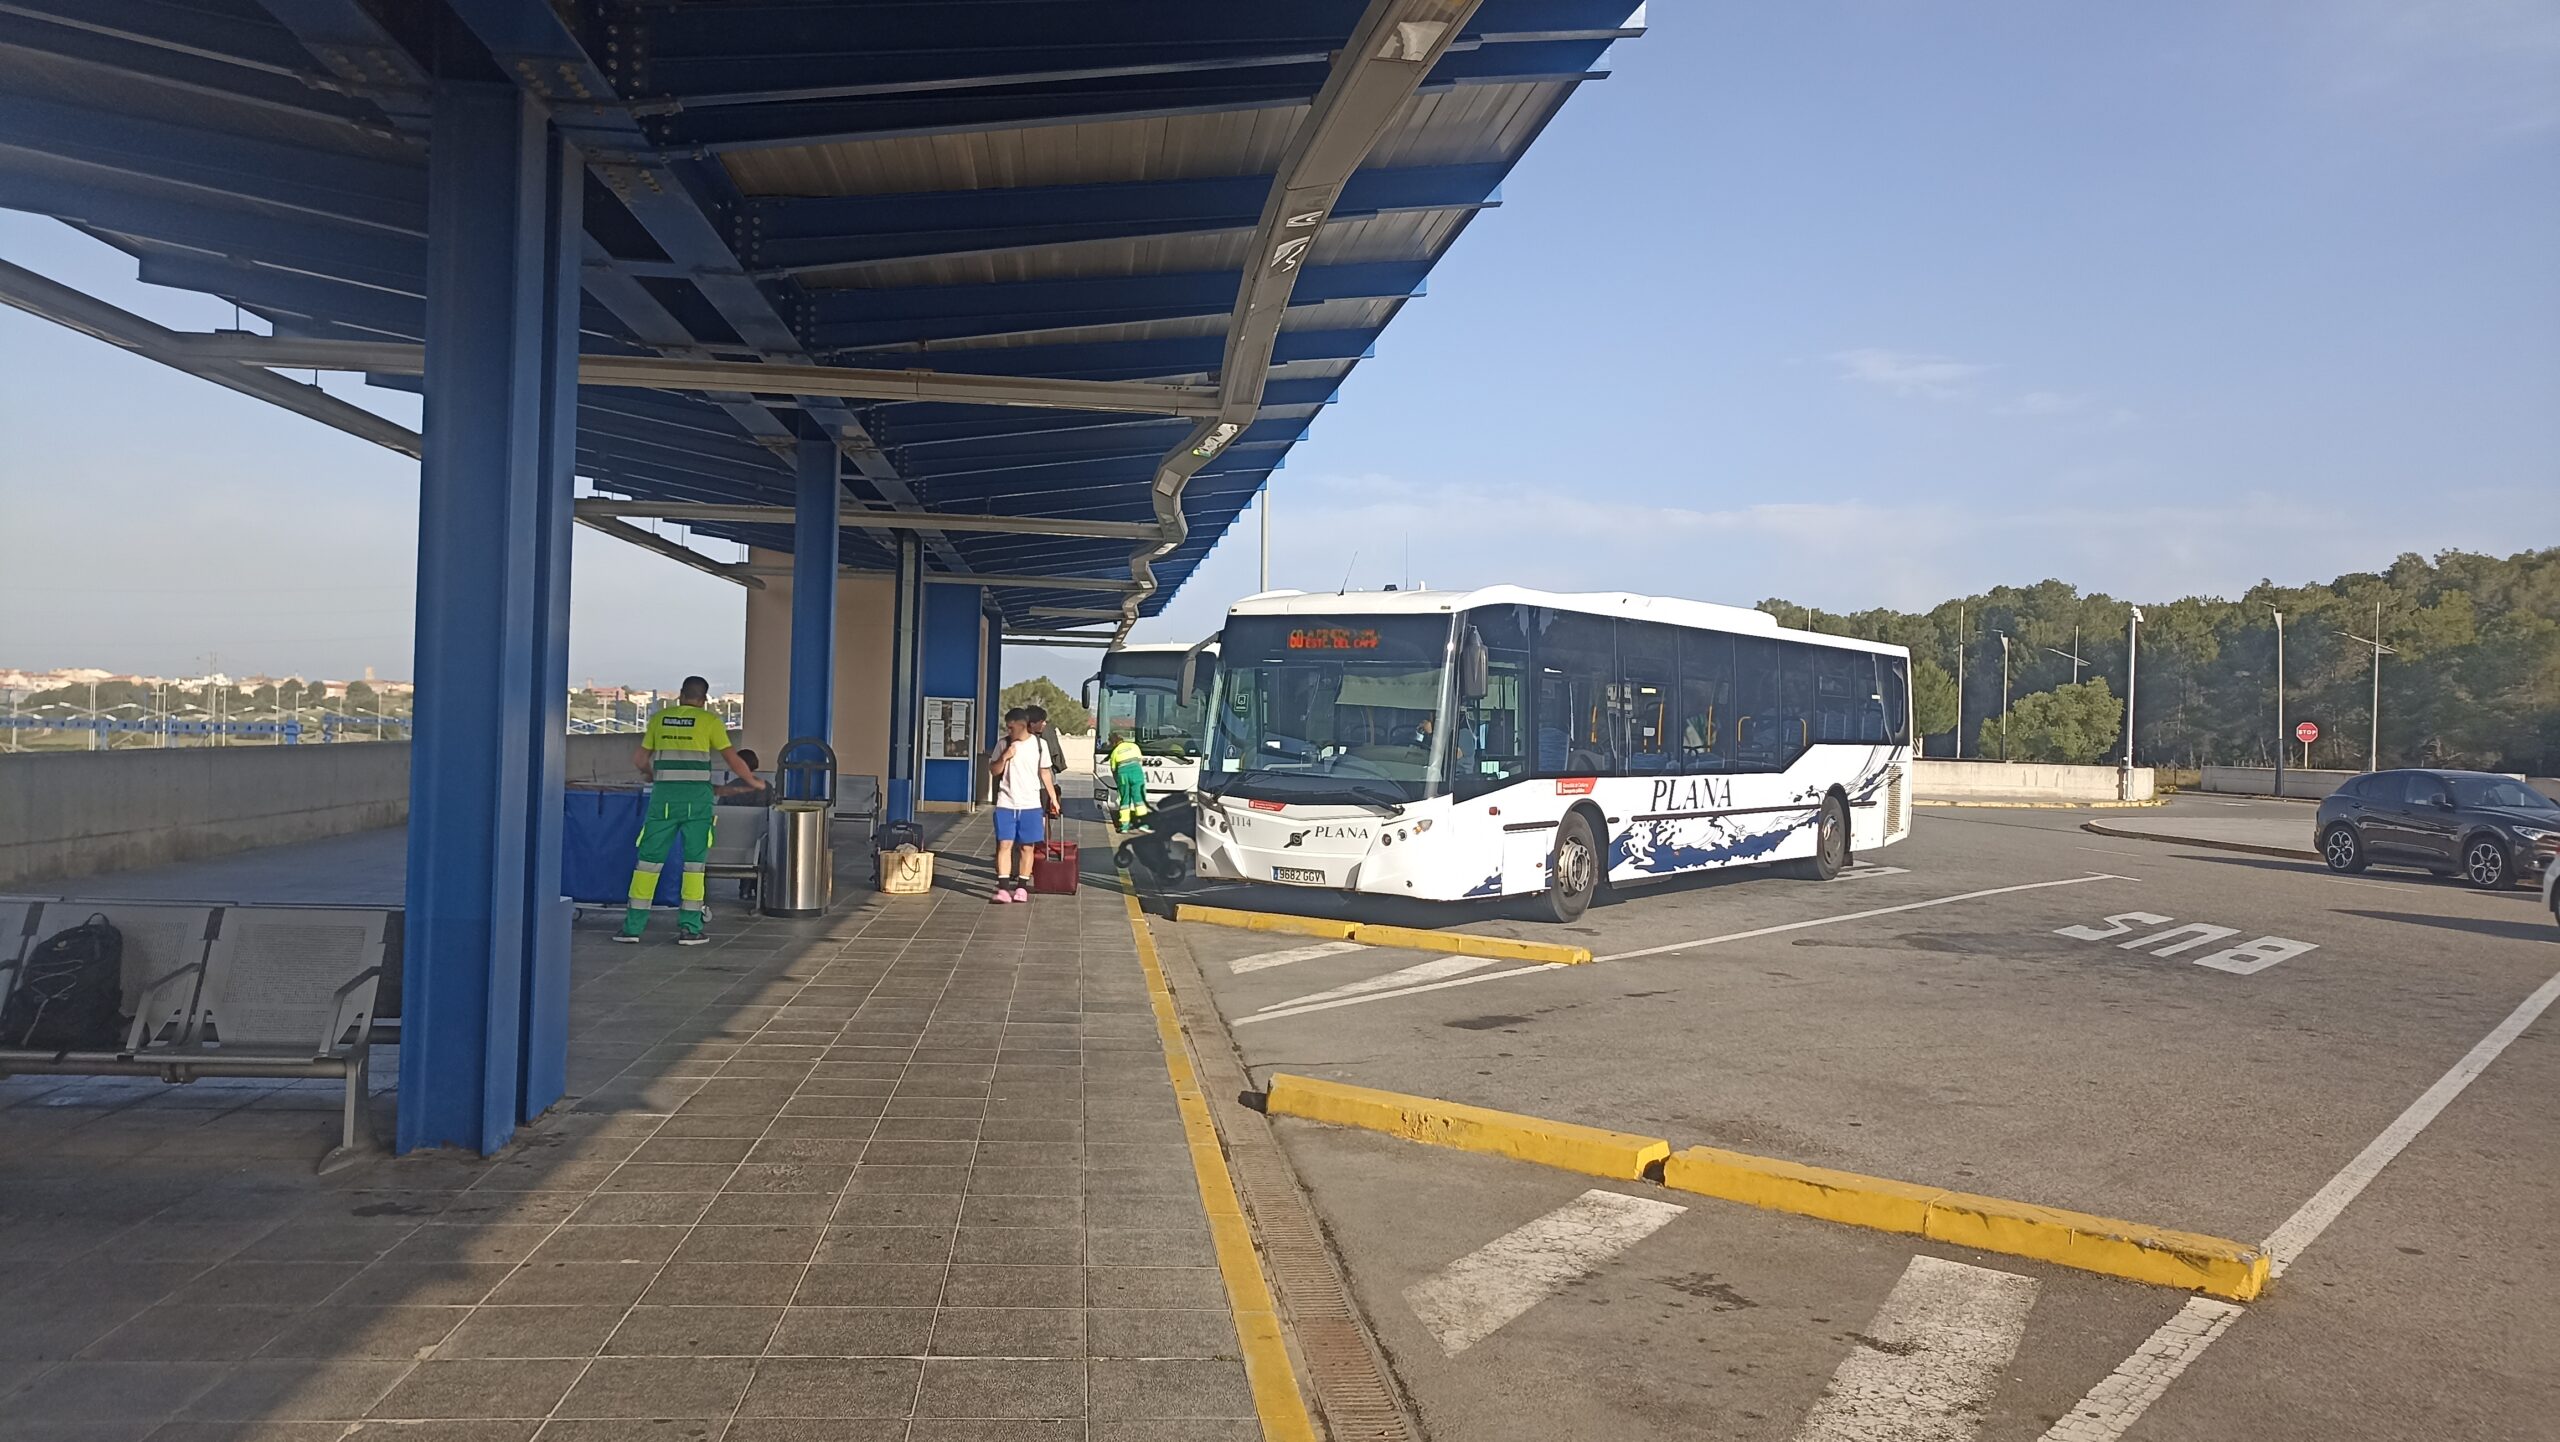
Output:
(985, 707), (1061, 902)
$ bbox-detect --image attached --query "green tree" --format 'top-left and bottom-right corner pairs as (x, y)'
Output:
(1910, 658), (1958, 746)
(1000, 676), (1091, 734)
(1981, 678), (2121, 764)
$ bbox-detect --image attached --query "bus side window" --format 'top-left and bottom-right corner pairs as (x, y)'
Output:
(1454, 606), (1531, 799)
(1877, 655), (1910, 743)
(1733, 637), (1784, 772)
(1533, 609), (1617, 776)
(1617, 619), (1677, 774)
(1679, 628), (1734, 772)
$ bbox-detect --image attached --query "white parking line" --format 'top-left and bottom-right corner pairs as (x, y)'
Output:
(1793, 1255), (2039, 1442)
(2040, 964), (2560, 1442)
(1234, 963), (1555, 1027)
(1230, 939), (1369, 974)
(1597, 873), (2134, 962)
(1402, 1189), (1687, 1356)
(1254, 954), (1494, 1013)
(1230, 874), (2139, 1026)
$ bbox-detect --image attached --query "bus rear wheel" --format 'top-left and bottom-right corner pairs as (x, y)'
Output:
(1791, 795), (1849, 881)
(1534, 812), (1602, 923)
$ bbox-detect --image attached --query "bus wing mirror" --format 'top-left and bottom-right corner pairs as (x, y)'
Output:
(1179, 635), (1216, 707)
(1459, 629), (1490, 702)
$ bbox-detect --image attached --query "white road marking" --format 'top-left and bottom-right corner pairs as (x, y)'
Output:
(2041, 963), (2560, 1442)
(1401, 1189), (1687, 1356)
(1230, 939), (1369, 974)
(1792, 1255), (2039, 1442)
(1255, 954), (1493, 1012)
(1599, 873), (2134, 962)
(1232, 963), (1554, 1027)
(1236, 873), (2139, 1026)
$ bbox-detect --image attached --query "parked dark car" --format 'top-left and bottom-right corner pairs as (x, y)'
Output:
(2316, 769), (2560, 889)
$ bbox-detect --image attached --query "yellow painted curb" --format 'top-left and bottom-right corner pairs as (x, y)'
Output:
(1664, 1146), (2268, 1302)
(1173, 903), (1594, 966)
(1264, 1073), (1670, 1181)
(1121, 886), (1319, 1442)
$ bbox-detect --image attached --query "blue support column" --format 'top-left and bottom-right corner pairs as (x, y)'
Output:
(920, 584), (983, 803)
(516, 130), (582, 1123)
(401, 81), (575, 1155)
(886, 534), (924, 822)
(788, 435), (838, 780)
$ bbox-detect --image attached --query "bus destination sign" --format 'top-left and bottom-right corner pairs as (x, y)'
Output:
(1288, 627), (1381, 651)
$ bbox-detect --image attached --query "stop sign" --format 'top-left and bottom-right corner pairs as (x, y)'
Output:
(2295, 721), (2320, 745)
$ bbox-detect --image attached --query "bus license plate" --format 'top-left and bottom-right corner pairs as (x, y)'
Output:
(1271, 865), (1325, 885)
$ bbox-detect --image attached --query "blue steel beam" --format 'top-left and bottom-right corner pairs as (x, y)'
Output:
(441, 0), (972, 575)
(806, 261), (1427, 350)
(401, 80), (571, 1156)
(833, 328), (1377, 383)
(630, 0), (1634, 100)
(0, 0), (336, 78)
(747, 165), (1500, 275)
(0, 13), (389, 133)
(664, 45), (1615, 153)
(0, 94), (424, 233)
(0, 167), (425, 290)
(789, 436), (839, 755)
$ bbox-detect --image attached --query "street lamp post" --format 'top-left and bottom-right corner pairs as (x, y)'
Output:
(1954, 602), (1966, 760)
(2338, 599), (2396, 773)
(2274, 609), (2288, 790)
(2044, 623), (2086, 686)
(1996, 630), (2013, 762)
(2123, 606), (2143, 798)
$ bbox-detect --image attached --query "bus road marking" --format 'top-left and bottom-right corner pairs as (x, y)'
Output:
(1230, 940), (1370, 974)
(1229, 875), (2138, 1026)
(1597, 873), (2135, 963)
(1255, 955), (1495, 1013)
(2040, 964), (2560, 1442)
(1793, 1255), (2039, 1442)
(2054, 913), (2316, 974)
(1402, 1189), (1688, 1356)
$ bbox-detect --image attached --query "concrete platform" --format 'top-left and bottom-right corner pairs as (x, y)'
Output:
(1, 810), (1269, 1441)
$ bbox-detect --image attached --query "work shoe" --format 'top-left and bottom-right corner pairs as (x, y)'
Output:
(676, 931), (709, 946)
(611, 932), (640, 945)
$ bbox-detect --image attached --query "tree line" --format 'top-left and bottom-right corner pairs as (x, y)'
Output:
(1761, 547), (2560, 774)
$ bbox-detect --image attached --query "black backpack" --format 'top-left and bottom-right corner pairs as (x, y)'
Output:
(0, 914), (127, 1050)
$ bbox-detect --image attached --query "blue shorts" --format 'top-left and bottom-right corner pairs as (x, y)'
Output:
(994, 806), (1045, 845)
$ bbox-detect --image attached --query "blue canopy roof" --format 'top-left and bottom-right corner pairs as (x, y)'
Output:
(0, 0), (1637, 628)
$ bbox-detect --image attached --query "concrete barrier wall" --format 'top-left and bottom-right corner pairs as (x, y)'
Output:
(2200, 766), (2560, 802)
(0, 734), (641, 889)
(1914, 760), (2154, 802)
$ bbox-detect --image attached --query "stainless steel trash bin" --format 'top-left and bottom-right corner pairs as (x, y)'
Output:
(761, 801), (831, 916)
(761, 735), (838, 917)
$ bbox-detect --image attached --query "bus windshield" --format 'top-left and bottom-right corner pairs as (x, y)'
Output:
(1205, 614), (1456, 806)
(1094, 651), (1212, 760)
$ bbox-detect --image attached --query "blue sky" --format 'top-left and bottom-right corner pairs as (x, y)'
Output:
(4, 3), (2553, 695)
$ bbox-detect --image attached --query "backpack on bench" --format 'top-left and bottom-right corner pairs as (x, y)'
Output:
(0, 914), (127, 1050)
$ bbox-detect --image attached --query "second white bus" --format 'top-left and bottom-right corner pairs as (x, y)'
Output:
(1086, 639), (1218, 810)
(1192, 587), (1914, 921)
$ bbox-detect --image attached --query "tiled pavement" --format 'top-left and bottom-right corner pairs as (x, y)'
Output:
(0, 812), (1263, 1441)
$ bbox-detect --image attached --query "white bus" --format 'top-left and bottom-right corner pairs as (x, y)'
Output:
(1193, 588), (1914, 921)
(1087, 638), (1219, 810)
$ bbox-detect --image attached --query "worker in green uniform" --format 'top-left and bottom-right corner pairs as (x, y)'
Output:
(617, 676), (757, 945)
(1107, 731), (1150, 832)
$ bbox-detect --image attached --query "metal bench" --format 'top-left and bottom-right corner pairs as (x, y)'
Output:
(0, 901), (387, 1172)
(707, 802), (769, 880)
(835, 773), (882, 829)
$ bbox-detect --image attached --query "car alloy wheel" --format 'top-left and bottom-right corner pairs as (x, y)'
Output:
(2323, 825), (2363, 873)
(2465, 839), (2508, 890)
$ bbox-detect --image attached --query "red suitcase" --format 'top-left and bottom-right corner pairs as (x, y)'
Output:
(1029, 840), (1080, 895)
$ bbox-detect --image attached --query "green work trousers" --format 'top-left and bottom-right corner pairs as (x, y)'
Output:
(623, 786), (715, 936)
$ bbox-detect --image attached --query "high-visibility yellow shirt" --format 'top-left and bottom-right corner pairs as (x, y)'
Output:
(642, 705), (732, 787)
(1107, 739), (1145, 771)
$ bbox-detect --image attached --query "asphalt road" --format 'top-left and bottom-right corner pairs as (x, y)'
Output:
(1141, 795), (2560, 1442)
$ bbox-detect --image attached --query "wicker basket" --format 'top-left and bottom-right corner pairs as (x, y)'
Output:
(878, 847), (935, 895)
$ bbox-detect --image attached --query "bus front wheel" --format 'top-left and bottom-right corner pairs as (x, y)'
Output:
(1535, 812), (1602, 924)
